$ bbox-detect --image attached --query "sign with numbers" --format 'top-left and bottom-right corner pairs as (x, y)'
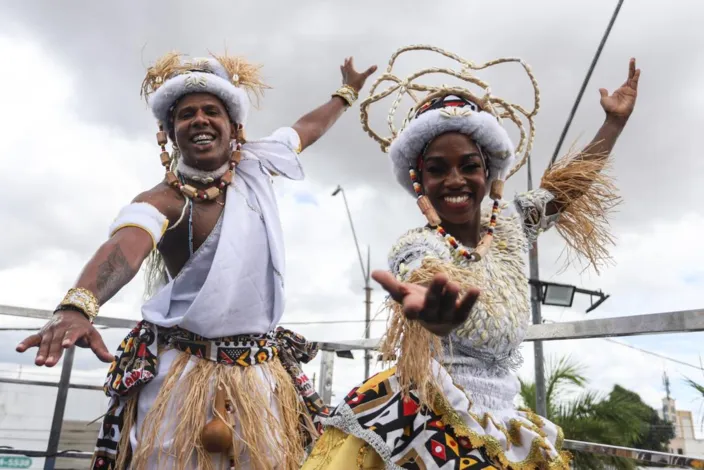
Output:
(0, 456), (32, 468)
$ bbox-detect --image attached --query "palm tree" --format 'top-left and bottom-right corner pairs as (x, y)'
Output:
(685, 377), (704, 429)
(685, 377), (704, 398)
(519, 356), (662, 470)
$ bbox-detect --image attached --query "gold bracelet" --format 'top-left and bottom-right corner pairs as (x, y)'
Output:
(58, 287), (99, 322)
(332, 85), (359, 107)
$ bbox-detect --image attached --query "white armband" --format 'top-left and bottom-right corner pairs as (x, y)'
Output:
(108, 202), (169, 250)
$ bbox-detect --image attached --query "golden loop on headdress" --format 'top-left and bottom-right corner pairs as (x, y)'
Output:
(359, 44), (540, 179)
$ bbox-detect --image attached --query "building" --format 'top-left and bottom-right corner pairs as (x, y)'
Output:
(660, 374), (704, 457)
(0, 379), (106, 469)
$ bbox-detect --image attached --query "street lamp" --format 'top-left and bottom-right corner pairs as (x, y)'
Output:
(529, 279), (610, 313)
(542, 283), (576, 308)
(332, 185), (373, 380)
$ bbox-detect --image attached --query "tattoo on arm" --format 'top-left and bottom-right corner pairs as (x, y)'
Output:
(95, 246), (136, 303)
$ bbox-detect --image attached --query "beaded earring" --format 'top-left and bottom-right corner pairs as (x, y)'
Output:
(236, 123), (246, 143)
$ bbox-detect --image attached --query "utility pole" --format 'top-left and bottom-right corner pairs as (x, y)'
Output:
(531, 0), (625, 418)
(363, 246), (372, 380)
(332, 185), (373, 380)
(527, 155), (548, 418)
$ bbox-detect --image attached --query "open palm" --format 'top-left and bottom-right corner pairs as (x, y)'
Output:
(372, 270), (480, 337)
(340, 56), (377, 93)
(599, 58), (640, 122)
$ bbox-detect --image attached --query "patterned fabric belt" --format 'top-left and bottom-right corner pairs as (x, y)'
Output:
(103, 322), (320, 397)
(163, 327), (313, 366)
(92, 321), (328, 470)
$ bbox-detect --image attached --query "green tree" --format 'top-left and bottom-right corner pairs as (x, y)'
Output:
(611, 386), (674, 453)
(685, 376), (704, 430)
(519, 356), (673, 470)
(685, 377), (704, 398)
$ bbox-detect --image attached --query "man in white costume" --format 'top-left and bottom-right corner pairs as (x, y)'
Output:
(16, 51), (376, 470)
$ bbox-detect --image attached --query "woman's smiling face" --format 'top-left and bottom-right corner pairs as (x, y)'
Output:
(421, 132), (487, 226)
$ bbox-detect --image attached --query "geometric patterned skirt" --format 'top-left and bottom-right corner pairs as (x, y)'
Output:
(303, 365), (571, 470)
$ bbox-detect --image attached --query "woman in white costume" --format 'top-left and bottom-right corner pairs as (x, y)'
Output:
(304, 45), (639, 470)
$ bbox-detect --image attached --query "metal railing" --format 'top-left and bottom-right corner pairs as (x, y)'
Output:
(1, 304), (703, 468)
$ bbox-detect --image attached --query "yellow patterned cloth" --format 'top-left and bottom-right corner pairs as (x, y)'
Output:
(303, 366), (570, 470)
(304, 428), (386, 470)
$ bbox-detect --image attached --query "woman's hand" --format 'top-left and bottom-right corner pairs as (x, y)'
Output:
(599, 57), (640, 126)
(373, 270), (479, 337)
(340, 57), (377, 93)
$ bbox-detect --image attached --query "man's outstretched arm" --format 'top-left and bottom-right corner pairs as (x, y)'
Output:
(16, 191), (167, 367)
(292, 57), (377, 152)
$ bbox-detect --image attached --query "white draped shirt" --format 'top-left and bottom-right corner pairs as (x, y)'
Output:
(141, 127), (303, 338)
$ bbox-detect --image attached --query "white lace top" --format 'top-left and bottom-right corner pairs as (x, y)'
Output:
(387, 188), (559, 410)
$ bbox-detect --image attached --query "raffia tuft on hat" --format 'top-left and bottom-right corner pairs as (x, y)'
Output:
(141, 51), (269, 132)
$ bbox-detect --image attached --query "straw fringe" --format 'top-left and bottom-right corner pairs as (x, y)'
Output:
(115, 396), (138, 470)
(541, 144), (622, 273)
(380, 301), (441, 409)
(129, 352), (306, 470)
(379, 257), (498, 409)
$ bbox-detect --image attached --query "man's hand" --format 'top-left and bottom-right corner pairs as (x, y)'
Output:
(16, 309), (113, 367)
(372, 270), (479, 337)
(291, 57), (377, 152)
(340, 57), (377, 93)
(599, 57), (640, 126)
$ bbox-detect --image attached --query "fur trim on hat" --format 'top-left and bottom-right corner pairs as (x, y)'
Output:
(143, 54), (268, 133)
(149, 62), (249, 131)
(388, 107), (516, 197)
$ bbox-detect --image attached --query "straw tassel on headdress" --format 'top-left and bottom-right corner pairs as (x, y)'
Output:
(211, 52), (270, 107)
(140, 51), (182, 101)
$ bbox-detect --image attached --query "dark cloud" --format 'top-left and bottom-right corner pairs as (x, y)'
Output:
(3, 0), (702, 218)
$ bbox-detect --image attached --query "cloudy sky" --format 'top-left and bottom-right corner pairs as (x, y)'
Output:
(1, 0), (703, 456)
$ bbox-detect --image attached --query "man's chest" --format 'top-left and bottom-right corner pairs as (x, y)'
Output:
(159, 199), (225, 276)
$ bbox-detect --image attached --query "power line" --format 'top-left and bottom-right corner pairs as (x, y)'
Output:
(549, 0), (625, 165)
(540, 318), (704, 372)
(603, 338), (704, 373)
